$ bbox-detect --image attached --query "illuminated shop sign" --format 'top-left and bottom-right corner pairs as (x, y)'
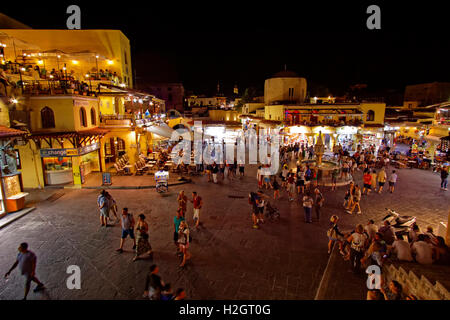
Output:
(40, 142), (100, 157)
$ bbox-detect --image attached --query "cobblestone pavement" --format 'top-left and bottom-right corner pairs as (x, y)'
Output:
(0, 164), (448, 300)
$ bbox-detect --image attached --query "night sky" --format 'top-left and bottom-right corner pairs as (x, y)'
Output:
(2, 1), (450, 97)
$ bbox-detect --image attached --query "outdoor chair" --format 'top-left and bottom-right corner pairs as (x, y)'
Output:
(114, 163), (125, 175)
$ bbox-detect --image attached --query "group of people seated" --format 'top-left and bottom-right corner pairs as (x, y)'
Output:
(329, 218), (450, 272)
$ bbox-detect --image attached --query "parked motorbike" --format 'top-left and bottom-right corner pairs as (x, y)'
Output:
(382, 208), (416, 237)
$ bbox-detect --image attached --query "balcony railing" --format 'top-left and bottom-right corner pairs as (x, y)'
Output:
(100, 114), (134, 128)
(18, 80), (96, 96)
(287, 119), (364, 127)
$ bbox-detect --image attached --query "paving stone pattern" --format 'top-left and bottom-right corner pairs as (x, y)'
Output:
(0, 164), (448, 300)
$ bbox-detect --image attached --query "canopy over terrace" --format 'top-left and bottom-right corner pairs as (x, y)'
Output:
(29, 128), (109, 149)
(146, 123), (174, 139)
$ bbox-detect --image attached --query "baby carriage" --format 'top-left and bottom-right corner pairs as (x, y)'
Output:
(155, 170), (169, 193)
(265, 201), (280, 222)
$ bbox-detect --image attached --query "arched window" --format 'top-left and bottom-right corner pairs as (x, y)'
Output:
(80, 107), (87, 127)
(41, 107), (55, 128)
(366, 110), (375, 121)
(90, 108), (96, 125)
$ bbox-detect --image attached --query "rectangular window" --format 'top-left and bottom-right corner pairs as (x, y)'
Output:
(43, 157), (73, 172)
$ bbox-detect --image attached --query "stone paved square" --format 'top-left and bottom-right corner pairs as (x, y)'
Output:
(0, 164), (448, 300)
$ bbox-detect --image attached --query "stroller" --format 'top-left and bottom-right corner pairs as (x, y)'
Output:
(155, 170), (169, 193)
(265, 201), (280, 222)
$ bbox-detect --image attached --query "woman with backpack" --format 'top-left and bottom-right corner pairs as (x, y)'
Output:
(327, 215), (345, 254)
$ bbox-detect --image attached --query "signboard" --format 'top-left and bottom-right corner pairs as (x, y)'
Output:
(102, 172), (112, 186)
(40, 142), (100, 157)
(40, 148), (78, 157)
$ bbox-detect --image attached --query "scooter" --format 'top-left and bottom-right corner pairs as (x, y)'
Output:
(382, 208), (416, 237)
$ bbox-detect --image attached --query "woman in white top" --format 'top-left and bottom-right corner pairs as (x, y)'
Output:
(178, 221), (191, 268)
(347, 224), (368, 273)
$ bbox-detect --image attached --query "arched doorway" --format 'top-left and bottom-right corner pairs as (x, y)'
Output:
(105, 137), (126, 164)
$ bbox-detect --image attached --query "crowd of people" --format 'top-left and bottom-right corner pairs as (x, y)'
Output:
(97, 188), (201, 298)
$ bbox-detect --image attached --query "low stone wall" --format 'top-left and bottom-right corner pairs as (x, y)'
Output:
(382, 263), (450, 300)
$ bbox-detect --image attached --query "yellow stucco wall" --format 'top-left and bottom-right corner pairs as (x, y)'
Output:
(265, 105), (285, 121)
(208, 110), (239, 122)
(99, 96), (124, 115)
(360, 103), (386, 125)
(26, 96), (99, 132)
(0, 99), (11, 127)
(16, 142), (44, 189)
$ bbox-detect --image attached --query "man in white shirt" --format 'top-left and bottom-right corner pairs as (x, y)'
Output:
(365, 219), (378, 243)
(389, 235), (413, 261)
(411, 234), (434, 264)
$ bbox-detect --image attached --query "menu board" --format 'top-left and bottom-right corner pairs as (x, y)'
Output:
(4, 175), (21, 199)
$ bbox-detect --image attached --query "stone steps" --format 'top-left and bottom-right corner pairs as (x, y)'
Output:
(383, 261), (450, 300)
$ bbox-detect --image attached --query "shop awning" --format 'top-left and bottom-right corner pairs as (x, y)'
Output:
(146, 123), (174, 139)
(30, 128), (109, 149)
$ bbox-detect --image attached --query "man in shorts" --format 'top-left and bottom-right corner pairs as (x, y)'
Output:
(287, 172), (296, 201)
(190, 191), (203, 229)
(362, 170), (372, 195)
(4, 242), (45, 300)
(377, 167), (387, 193)
(116, 208), (136, 253)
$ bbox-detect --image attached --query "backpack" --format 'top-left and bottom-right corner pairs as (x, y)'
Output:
(327, 225), (337, 238)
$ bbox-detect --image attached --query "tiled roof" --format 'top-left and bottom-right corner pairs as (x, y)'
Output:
(0, 126), (28, 139)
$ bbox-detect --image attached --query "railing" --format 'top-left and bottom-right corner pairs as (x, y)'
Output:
(2, 63), (121, 83)
(100, 114), (134, 128)
(20, 80), (96, 96)
(287, 119), (364, 127)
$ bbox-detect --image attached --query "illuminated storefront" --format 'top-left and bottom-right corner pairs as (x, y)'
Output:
(336, 126), (358, 151)
(0, 126), (28, 217)
(40, 142), (101, 185)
